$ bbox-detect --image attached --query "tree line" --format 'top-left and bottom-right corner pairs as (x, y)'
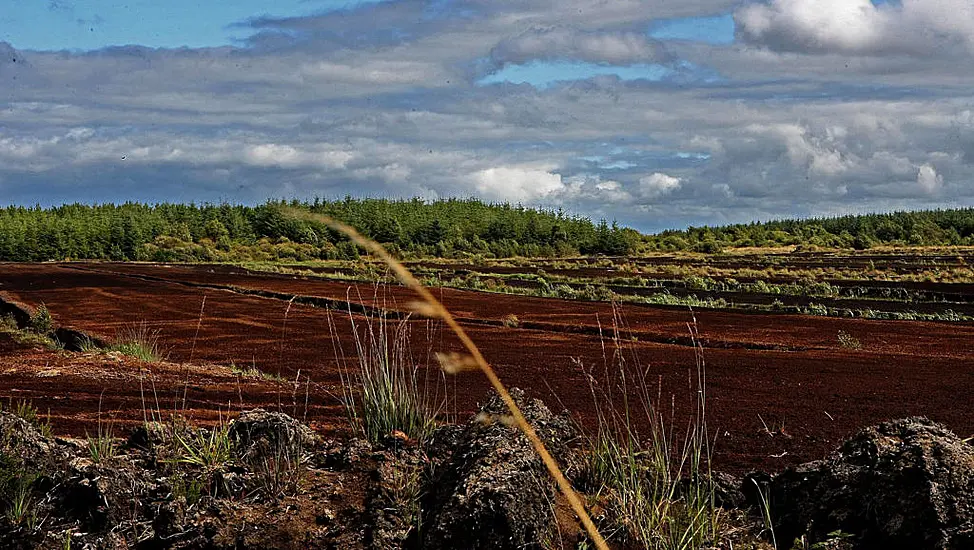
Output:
(646, 208), (974, 252)
(0, 199), (640, 262)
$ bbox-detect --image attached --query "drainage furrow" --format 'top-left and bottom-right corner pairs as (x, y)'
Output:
(63, 265), (809, 352)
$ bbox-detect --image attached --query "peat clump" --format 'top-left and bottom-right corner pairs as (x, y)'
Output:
(228, 408), (319, 462)
(421, 388), (582, 550)
(770, 416), (974, 549)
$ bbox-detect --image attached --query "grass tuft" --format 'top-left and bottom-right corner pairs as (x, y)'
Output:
(578, 307), (720, 549)
(0, 399), (53, 439)
(332, 308), (439, 445)
(87, 418), (116, 463)
(108, 322), (163, 362)
(0, 312), (61, 351)
(229, 362), (285, 382)
(28, 305), (54, 335)
(836, 330), (862, 350)
(171, 419), (232, 470)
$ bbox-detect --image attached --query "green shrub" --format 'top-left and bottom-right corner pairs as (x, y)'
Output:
(28, 305), (53, 334)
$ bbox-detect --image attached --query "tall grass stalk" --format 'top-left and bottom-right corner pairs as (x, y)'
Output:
(752, 477), (777, 549)
(285, 207), (609, 550)
(87, 416), (116, 464)
(5, 475), (38, 529)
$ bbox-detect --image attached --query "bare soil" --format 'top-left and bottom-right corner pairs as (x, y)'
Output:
(2, 262), (973, 474)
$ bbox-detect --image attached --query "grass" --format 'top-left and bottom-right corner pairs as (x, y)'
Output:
(169, 472), (205, 506)
(107, 322), (164, 362)
(87, 417), (117, 463)
(229, 361), (285, 382)
(836, 330), (862, 350)
(751, 478), (777, 549)
(0, 399), (53, 439)
(289, 208), (610, 549)
(240, 255), (974, 321)
(2, 468), (39, 530)
(249, 433), (307, 499)
(28, 304), (54, 335)
(171, 418), (232, 470)
(331, 306), (439, 446)
(0, 313), (61, 351)
(578, 309), (720, 549)
(0, 448), (41, 531)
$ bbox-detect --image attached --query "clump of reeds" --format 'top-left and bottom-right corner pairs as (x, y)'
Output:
(329, 304), (438, 445)
(109, 322), (163, 362)
(579, 305), (719, 549)
(284, 207), (609, 550)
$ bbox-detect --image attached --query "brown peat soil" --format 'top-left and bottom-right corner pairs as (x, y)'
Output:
(2, 261), (973, 474)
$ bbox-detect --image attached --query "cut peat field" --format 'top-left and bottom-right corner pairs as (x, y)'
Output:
(2, 261), (973, 474)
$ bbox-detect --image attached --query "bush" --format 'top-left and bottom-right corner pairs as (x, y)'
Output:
(28, 305), (53, 335)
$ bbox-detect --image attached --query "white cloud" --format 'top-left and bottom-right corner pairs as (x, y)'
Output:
(244, 144), (354, 170)
(736, 0), (974, 57)
(490, 27), (670, 66)
(639, 172), (682, 197)
(917, 163), (943, 193)
(559, 174), (634, 204)
(299, 60), (445, 85)
(3, 0), (974, 231)
(472, 166), (565, 202)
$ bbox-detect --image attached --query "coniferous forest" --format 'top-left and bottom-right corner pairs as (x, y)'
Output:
(3, 200), (974, 262)
(0, 199), (639, 262)
(645, 208), (974, 252)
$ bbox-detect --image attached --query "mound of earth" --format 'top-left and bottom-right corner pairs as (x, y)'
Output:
(768, 417), (974, 549)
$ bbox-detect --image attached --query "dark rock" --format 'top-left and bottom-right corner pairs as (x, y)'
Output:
(0, 411), (58, 464)
(228, 409), (318, 462)
(0, 297), (30, 329)
(59, 456), (160, 533)
(770, 417), (974, 549)
(125, 420), (170, 452)
(711, 471), (746, 509)
(318, 437), (373, 470)
(53, 327), (104, 352)
(422, 388), (581, 550)
(366, 448), (425, 550)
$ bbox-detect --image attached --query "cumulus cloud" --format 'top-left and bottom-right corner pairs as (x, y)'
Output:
(490, 27), (671, 66)
(917, 163), (943, 193)
(639, 173), (682, 197)
(558, 174), (634, 206)
(735, 0), (974, 57)
(472, 166), (565, 202)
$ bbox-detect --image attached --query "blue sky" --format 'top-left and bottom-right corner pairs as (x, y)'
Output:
(2, 0), (973, 232)
(2, 1), (387, 50)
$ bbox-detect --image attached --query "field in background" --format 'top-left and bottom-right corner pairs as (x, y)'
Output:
(250, 247), (974, 319)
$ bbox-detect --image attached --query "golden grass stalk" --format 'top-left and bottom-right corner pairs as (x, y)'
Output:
(284, 208), (609, 550)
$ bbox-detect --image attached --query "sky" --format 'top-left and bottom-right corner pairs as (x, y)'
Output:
(2, 0), (974, 232)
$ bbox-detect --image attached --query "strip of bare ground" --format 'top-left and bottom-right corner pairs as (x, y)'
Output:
(66, 262), (974, 358)
(60, 264), (808, 352)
